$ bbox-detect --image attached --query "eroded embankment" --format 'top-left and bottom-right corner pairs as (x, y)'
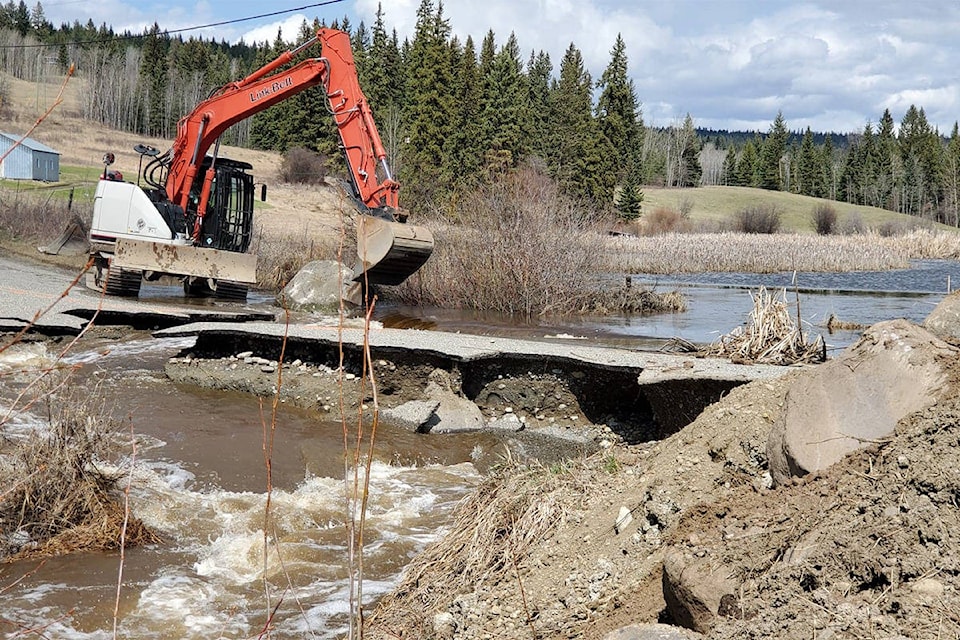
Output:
(163, 327), (778, 448)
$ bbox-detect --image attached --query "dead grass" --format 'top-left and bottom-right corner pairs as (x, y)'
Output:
(0, 188), (91, 245)
(702, 286), (825, 365)
(605, 231), (914, 274)
(368, 457), (586, 637)
(0, 378), (161, 561)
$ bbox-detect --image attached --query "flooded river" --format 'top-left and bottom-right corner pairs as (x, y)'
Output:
(1, 337), (497, 639)
(1, 258), (955, 637)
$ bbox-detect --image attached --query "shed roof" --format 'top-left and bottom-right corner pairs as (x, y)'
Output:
(0, 132), (60, 155)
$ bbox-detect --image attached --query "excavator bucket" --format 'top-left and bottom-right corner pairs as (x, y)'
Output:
(354, 215), (434, 286)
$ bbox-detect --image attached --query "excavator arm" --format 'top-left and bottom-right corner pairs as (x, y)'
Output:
(162, 28), (431, 285)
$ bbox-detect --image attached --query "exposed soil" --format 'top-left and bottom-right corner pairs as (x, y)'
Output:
(362, 332), (960, 640)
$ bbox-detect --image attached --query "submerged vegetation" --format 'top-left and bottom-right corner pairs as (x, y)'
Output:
(0, 375), (160, 561)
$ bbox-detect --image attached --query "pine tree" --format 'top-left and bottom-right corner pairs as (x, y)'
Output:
(401, 0), (456, 211)
(442, 35), (484, 195)
(945, 122), (960, 226)
(526, 50), (552, 160)
(735, 139), (759, 187)
(139, 23), (170, 137)
(677, 114), (701, 187)
(480, 32), (528, 174)
(595, 34), (641, 185)
(616, 168), (643, 220)
(545, 43), (616, 202)
(876, 108), (899, 210)
(758, 111), (788, 190)
(796, 128), (819, 196)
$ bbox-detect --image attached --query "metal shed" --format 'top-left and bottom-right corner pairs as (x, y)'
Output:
(0, 132), (61, 182)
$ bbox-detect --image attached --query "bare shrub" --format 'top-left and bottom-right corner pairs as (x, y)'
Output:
(811, 202), (838, 235)
(0, 379), (161, 560)
(387, 163), (678, 317)
(876, 220), (909, 237)
(839, 212), (865, 235)
(279, 147), (328, 185)
(678, 196), (694, 218)
(0, 189), (92, 243)
(643, 207), (686, 235)
(735, 204), (782, 234)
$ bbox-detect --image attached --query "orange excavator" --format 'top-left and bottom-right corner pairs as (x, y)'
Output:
(46, 28), (432, 299)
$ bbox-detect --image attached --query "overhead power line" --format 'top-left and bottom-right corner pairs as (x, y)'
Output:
(0, 0), (347, 49)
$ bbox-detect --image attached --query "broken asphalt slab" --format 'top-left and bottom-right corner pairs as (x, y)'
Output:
(0, 255), (273, 335)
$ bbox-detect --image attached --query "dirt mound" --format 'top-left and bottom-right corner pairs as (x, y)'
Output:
(674, 393), (960, 639)
(366, 319), (960, 639)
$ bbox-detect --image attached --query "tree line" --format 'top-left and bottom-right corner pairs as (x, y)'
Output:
(2, 0), (959, 225)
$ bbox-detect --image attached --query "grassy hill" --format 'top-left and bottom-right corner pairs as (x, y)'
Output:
(640, 185), (953, 235)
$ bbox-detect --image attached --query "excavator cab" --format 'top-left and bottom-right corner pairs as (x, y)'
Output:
(189, 157), (255, 254)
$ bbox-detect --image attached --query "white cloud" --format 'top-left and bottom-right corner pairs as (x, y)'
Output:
(240, 14), (312, 46)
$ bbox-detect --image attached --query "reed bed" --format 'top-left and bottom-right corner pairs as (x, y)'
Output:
(702, 286), (826, 365)
(605, 231), (930, 274)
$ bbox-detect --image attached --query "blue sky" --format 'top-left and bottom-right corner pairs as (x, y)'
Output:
(40, 0), (960, 134)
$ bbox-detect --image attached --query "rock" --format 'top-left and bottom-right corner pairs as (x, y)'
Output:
(614, 506), (634, 534)
(487, 413), (524, 431)
(381, 399), (441, 432)
(432, 611), (456, 639)
(420, 369), (485, 433)
(276, 260), (353, 312)
(910, 577), (945, 597)
(603, 623), (705, 639)
(767, 320), (955, 486)
(661, 548), (739, 634)
(924, 290), (960, 344)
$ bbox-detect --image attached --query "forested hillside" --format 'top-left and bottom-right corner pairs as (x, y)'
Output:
(1, 0), (958, 225)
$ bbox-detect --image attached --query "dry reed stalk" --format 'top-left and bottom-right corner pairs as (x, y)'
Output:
(369, 459), (585, 635)
(703, 287), (826, 365)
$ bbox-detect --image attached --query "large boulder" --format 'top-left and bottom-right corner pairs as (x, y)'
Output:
(767, 319), (955, 486)
(422, 369), (485, 433)
(276, 260), (353, 312)
(924, 290), (960, 344)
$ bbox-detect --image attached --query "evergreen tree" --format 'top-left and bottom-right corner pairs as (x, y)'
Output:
(677, 113), (701, 187)
(480, 32), (528, 174)
(615, 168), (643, 220)
(876, 108), (899, 210)
(721, 147), (738, 186)
(545, 43), (616, 202)
(401, 0), (456, 211)
(595, 34), (641, 185)
(442, 35), (484, 195)
(13, 0), (28, 35)
(139, 23), (170, 137)
(796, 127), (820, 197)
(735, 139), (759, 187)
(945, 122), (960, 226)
(758, 111), (788, 190)
(526, 50), (552, 160)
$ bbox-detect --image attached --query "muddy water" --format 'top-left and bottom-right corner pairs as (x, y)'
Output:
(1, 337), (517, 639)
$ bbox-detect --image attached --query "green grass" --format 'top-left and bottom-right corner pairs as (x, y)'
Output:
(640, 185), (958, 234)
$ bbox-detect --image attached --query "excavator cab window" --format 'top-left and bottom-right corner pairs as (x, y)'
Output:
(191, 157), (255, 253)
